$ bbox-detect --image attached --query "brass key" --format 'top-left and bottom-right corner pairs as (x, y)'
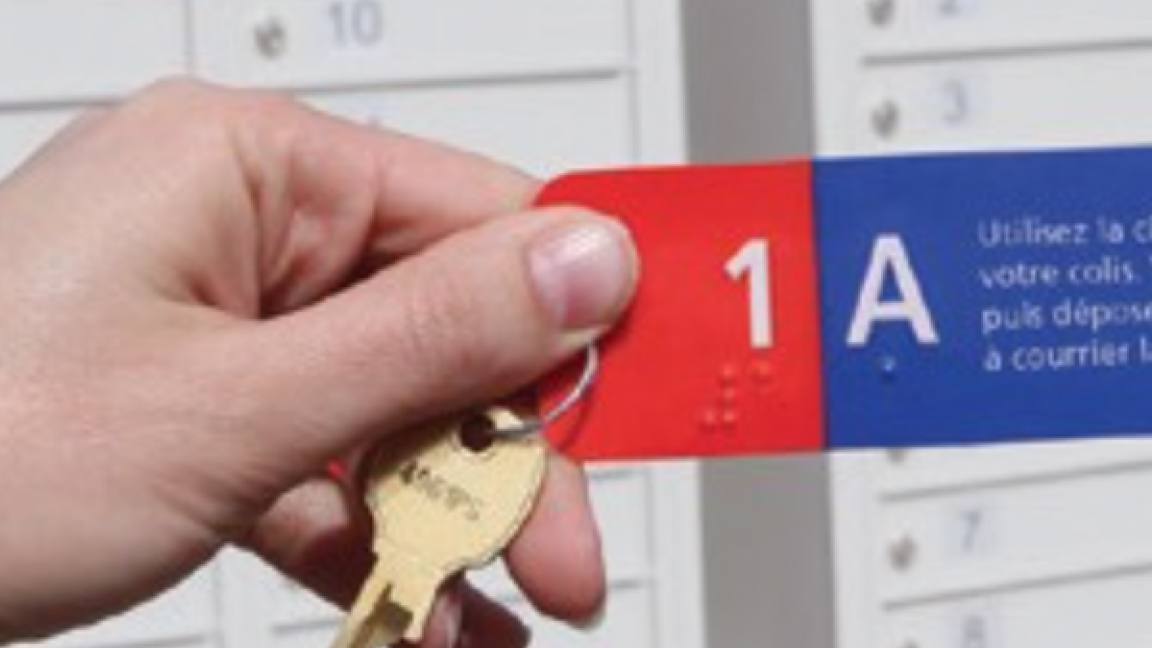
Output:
(332, 407), (547, 648)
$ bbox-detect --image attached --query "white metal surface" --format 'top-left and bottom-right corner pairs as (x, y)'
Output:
(877, 467), (1152, 602)
(0, 2), (702, 647)
(305, 76), (635, 177)
(0, 109), (79, 178)
(853, 51), (1152, 154)
(876, 439), (1152, 494)
(192, 0), (628, 88)
(809, 1), (1152, 646)
(859, 0), (1152, 56)
(883, 570), (1152, 648)
(0, 0), (186, 105)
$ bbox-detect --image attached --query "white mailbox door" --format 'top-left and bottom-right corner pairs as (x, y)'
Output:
(0, 1), (702, 647)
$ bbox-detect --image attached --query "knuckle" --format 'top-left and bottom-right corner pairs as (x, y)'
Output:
(112, 81), (308, 192)
(222, 89), (313, 164)
(230, 88), (302, 126)
(135, 76), (224, 111)
(112, 77), (232, 142)
(121, 79), (301, 140)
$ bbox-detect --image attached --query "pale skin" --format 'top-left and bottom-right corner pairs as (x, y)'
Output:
(0, 80), (639, 647)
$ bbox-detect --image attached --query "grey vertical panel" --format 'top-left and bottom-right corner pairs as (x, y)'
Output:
(682, 1), (836, 646)
(699, 457), (836, 648)
(681, 0), (816, 162)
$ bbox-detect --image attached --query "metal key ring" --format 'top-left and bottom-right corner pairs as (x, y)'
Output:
(494, 345), (600, 438)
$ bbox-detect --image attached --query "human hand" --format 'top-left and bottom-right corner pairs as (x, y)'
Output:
(0, 79), (637, 646)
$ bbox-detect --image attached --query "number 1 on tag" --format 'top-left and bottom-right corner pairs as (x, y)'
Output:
(726, 239), (774, 350)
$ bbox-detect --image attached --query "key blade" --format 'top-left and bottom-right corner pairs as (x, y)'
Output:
(374, 545), (446, 643)
(331, 565), (408, 648)
(331, 616), (402, 648)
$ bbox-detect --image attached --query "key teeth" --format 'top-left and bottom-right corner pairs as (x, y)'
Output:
(353, 619), (399, 648)
(371, 554), (443, 645)
(331, 619), (397, 648)
(331, 569), (415, 648)
(377, 598), (414, 638)
(396, 587), (438, 644)
(332, 604), (406, 648)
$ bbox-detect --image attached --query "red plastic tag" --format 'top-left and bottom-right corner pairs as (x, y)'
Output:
(537, 164), (826, 462)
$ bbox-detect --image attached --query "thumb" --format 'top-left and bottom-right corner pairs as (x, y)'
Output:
(235, 206), (636, 469)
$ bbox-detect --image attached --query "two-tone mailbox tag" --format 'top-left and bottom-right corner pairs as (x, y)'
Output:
(539, 148), (1152, 462)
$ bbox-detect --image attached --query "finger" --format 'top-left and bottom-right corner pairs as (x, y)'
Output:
(149, 79), (539, 311)
(454, 581), (531, 648)
(225, 205), (637, 474)
(504, 453), (606, 622)
(143, 79), (539, 250)
(240, 477), (373, 609)
(243, 455), (603, 625)
(221, 85), (539, 256)
(13, 79), (539, 313)
(220, 88), (543, 311)
(413, 583), (464, 648)
(409, 580), (529, 648)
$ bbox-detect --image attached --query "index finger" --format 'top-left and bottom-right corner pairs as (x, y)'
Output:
(224, 86), (542, 258)
(29, 80), (540, 312)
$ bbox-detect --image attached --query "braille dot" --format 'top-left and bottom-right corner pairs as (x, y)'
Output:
(720, 410), (739, 427)
(720, 363), (740, 383)
(700, 409), (721, 431)
(720, 388), (739, 404)
(751, 361), (775, 383)
(879, 355), (899, 381)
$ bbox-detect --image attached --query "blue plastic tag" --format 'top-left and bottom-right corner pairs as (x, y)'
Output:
(819, 147), (1152, 449)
